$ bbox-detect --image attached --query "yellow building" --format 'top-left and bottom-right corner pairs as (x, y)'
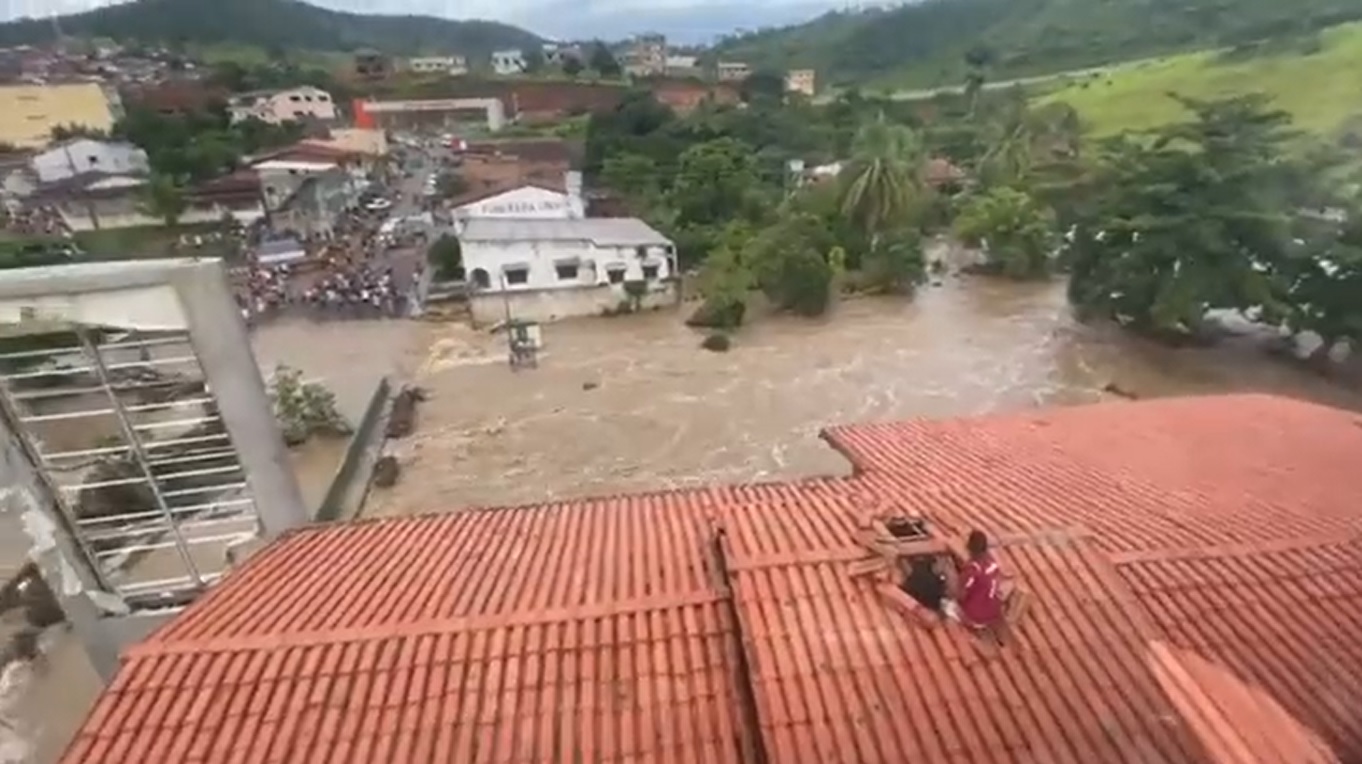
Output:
(0, 83), (116, 149)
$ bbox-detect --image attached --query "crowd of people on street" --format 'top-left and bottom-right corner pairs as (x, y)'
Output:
(2, 205), (70, 238)
(234, 206), (426, 326)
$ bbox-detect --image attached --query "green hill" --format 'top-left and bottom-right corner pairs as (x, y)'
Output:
(0, 0), (541, 58)
(1043, 22), (1362, 139)
(713, 0), (1362, 89)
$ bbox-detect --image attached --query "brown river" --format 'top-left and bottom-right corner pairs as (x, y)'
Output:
(10, 268), (1362, 764)
(368, 270), (1362, 515)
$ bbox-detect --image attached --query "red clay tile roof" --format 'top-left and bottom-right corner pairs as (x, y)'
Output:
(61, 394), (1362, 763)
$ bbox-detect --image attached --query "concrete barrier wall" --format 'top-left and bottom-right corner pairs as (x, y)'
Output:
(315, 376), (391, 523)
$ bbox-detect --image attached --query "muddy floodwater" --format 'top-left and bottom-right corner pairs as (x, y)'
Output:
(368, 275), (1362, 516)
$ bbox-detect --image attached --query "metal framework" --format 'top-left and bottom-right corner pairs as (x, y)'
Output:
(0, 327), (260, 602)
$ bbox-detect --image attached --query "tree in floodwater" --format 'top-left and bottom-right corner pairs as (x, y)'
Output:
(1280, 203), (1362, 364)
(839, 114), (925, 237)
(1065, 94), (1300, 339)
(954, 186), (1058, 279)
(268, 365), (352, 446)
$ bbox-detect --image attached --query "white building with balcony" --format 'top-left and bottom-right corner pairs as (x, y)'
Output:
(459, 217), (678, 324)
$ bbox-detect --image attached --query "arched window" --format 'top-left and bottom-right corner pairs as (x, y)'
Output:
(471, 268), (491, 289)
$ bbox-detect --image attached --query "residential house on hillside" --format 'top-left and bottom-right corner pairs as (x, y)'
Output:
(651, 79), (740, 115)
(540, 43), (581, 66)
(31, 139), (148, 184)
(406, 56), (468, 75)
(228, 86), (337, 125)
(716, 61), (751, 81)
(353, 49), (391, 80)
(786, 69), (816, 97)
(491, 49), (526, 75)
(623, 34), (667, 77)
(459, 216), (678, 324)
(0, 83), (115, 149)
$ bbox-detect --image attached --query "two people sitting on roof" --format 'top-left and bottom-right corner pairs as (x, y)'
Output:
(937, 530), (1026, 643)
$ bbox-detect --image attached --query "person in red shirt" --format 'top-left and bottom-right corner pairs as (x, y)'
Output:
(941, 530), (1020, 642)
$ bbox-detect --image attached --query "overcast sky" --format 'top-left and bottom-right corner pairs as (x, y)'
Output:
(2, 0), (843, 24)
(2, 0), (858, 43)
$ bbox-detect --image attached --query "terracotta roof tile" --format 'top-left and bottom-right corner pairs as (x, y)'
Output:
(1120, 541), (1362, 758)
(61, 394), (1362, 763)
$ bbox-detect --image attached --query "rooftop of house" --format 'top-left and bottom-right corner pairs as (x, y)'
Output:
(249, 142), (356, 166)
(59, 394), (1362, 764)
(460, 216), (670, 246)
(463, 137), (579, 165)
(31, 170), (145, 201)
(448, 178), (567, 208)
(301, 128), (387, 158)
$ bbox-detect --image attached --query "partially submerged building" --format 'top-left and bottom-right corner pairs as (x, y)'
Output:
(55, 393), (1362, 762)
(459, 216), (677, 324)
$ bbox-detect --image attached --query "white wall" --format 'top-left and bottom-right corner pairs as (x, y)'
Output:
(33, 141), (149, 183)
(462, 238), (676, 322)
(469, 282), (677, 325)
(56, 197), (265, 232)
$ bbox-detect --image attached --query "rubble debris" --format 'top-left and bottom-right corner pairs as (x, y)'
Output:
(373, 455), (401, 488)
(386, 385), (428, 439)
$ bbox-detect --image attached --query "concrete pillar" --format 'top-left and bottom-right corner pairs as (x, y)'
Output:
(170, 261), (308, 536)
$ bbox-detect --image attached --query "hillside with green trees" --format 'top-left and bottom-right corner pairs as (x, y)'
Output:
(712, 0), (1362, 88)
(583, 77), (1362, 363)
(1043, 22), (1362, 139)
(0, 0), (541, 57)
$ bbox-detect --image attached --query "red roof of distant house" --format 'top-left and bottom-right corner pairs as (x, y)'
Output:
(60, 394), (1362, 763)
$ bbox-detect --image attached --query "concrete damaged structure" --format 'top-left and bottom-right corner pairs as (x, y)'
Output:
(0, 259), (308, 679)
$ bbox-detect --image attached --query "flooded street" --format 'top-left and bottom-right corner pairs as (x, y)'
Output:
(368, 274), (1362, 515)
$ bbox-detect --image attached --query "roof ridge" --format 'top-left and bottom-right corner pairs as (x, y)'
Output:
(132, 589), (725, 659)
(1110, 532), (1362, 566)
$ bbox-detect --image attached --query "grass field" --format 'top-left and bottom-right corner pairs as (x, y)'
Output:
(1043, 22), (1362, 137)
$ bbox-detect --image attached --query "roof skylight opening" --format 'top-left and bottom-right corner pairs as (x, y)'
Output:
(901, 552), (948, 612)
(885, 516), (930, 541)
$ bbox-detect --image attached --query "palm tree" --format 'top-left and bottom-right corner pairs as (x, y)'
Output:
(839, 114), (924, 236)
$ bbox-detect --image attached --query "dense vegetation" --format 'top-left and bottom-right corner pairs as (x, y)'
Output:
(0, 0), (540, 57)
(713, 0), (1362, 87)
(585, 76), (1362, 362)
